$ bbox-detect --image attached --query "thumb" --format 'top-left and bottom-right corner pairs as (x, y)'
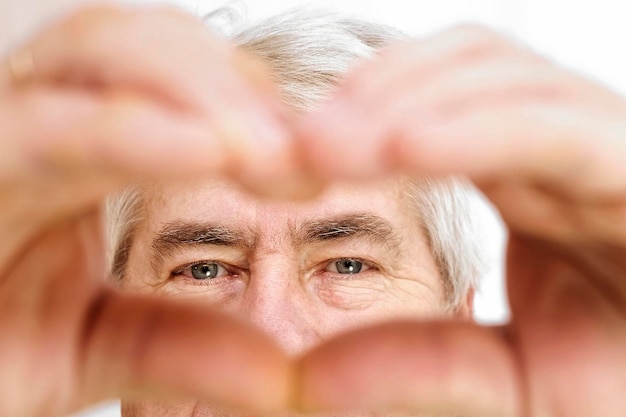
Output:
(0, 213), (291, 416)
(74, 213), (291, 412)
(76, 290), (292, 413)
(297, 321), (521, 417)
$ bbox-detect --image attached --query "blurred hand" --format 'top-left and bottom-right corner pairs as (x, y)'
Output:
(3, 5), (626, 416)
(0, 4), (293, 416)
(298, 26), (626, 417)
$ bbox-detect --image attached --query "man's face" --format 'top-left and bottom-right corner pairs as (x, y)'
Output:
(121, 177), (472, 416)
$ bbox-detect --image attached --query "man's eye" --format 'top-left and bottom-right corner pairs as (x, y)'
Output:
(325, 258), (370, 275)
(174, 261), (230, 280)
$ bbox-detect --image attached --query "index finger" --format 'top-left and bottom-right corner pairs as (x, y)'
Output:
(9, 4), (275, 111)
(1, 3), (298, 168)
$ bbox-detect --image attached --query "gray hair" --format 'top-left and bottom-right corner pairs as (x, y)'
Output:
(105, 7), (487, 307)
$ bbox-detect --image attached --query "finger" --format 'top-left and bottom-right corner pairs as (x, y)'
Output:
(6, 4), (272, 111)
(336, 25), (525, 118)
(301, 56), (626, 196)
(0, 86), (225, 266)
(298, 321), (520, 417)
(0, 81), (314, 203)
(298, 53), (560, 179)
(390, 103), (626, 196)
(297, 25), (537, 178)
(504, 235), (626, 417)
(1, 4), (296, 178)
(77, 290), (292, 413)
(376, 57), (568, 123)
(0, 87), (225, 183)
(301, 89), (626, 246)
(0, 215), (291, 416)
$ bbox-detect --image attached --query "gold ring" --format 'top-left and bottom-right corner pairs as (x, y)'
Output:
(7, 47), (35, 85)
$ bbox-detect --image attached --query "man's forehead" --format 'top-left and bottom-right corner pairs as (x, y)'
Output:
(143, 177), (414, 229)
(135, 177), (422, 270)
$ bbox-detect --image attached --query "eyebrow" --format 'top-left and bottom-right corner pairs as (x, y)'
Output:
(151, 221), (256, 263)
(149, 213), (402, 270)
(295, 213), (402, 253)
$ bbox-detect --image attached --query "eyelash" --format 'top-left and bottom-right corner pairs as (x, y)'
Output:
(319, 257), (379, 278)
(169, 256), (379, 286)
(170, 260), (239, 286)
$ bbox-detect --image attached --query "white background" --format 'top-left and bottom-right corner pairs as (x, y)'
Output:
(5, 0), (626, 416)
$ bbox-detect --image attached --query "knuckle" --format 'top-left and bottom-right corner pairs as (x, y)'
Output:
(97, 96), (138, 140)
(453, 23), (497, 40)
(61, 3), (131, 34)
(58, 4), (134, 50)
(449, 23), (508, 58)
(454, 24), (506, 49)
(145, 4), (197, 21)
(11, 91), (61, 171)
(137, 4), (206, 34)
(340, 59), (372, 95)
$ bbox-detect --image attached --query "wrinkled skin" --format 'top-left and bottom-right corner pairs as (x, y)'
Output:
(0, 4), (625, 417)
(120, 176), (474, 417)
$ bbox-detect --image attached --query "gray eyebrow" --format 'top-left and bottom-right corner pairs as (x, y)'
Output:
(148, 213), (401, 273)
(151, 221), (256, 264)
(295, 213), (402, 253)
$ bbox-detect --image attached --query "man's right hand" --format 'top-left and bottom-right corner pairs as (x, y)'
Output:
(0, 4), (293, 416)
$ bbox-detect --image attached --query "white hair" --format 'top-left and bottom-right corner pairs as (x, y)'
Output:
(105, 7), (488, 307)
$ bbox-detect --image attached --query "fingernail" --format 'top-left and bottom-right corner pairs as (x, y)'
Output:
(248, 111), (292, 154)
(211, 110), (322, 198)
(212, 111), (290, 158)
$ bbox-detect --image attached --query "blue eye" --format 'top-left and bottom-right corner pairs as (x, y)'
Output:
(326, 259), (368, 274)
(191, 262), (220, 280)
(173, 261), (229, 280)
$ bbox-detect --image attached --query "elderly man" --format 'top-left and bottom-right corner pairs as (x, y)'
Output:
(108, 9), (482, 416)
(1, 3), (625, 417)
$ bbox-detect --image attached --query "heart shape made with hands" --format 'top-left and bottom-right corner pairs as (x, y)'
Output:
(1, 4), (626, 417)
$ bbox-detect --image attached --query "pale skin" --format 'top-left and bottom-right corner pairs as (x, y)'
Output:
(121, 177), (471, 416)
(0, 3), (625, 417)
